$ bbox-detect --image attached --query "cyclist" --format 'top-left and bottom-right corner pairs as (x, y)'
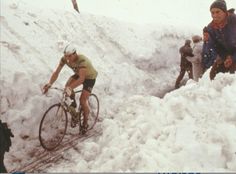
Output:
(43, 44), (98, 134)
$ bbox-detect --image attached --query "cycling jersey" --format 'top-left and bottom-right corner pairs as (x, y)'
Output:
(60, 54), (98, 79)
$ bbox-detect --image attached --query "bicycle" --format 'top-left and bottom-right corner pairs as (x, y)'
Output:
(39, 87), (99, 151)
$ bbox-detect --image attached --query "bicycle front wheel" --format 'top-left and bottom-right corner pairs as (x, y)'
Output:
(39, 103), (68, 151)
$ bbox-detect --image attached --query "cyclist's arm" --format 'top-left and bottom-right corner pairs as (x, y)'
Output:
(70, 67), (86, 89)
(48, 63), (64, 86)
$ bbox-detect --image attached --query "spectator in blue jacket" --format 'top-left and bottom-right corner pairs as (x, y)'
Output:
(202, 0), (236, 80)
(202, 27), (217, 72)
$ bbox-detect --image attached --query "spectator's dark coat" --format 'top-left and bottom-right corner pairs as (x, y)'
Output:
(179, 44), (193, 70)
(202, 14), (236, 66)
(0, 120), (14, 173)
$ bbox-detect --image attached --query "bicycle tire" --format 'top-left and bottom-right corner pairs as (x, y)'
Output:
(39, 103), (68, 151)
(75, 90), (99, 130)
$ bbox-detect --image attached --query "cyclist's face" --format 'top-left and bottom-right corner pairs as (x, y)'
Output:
(65, 53), (76, 62)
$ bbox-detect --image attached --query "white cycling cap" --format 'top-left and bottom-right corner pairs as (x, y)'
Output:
(64, 44), (76, 55)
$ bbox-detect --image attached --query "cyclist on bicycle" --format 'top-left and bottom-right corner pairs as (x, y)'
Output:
(43, 44), (98, 134)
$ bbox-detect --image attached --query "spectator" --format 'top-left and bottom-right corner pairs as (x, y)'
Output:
(227, 8), (235, 15)
(202, 26), (217, 72)
(175, 40), (193, 89)
(186, 35), (204, 81)
(0, 120), (14, 173)
(202, 0), (236, 80)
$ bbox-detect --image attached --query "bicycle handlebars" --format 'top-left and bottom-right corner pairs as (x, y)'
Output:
(49, 87), (82, 94)
(50, 87), (64, 92)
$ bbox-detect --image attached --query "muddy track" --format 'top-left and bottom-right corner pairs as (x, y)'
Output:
(10, 129), (102, 172)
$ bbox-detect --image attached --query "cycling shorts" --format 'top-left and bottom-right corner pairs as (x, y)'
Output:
(71, 74), (96, 93)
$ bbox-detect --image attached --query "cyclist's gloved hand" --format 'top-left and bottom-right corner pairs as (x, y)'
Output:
(64, 86), (72, 97)
(43, 83), (52, 94)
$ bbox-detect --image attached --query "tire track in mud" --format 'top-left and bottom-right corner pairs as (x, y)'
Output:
(10, 129), (102, 173)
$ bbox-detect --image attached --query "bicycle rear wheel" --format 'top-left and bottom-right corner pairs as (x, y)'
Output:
(75, 90), (99, 130)
(39, 103), (68, 151)
(87, 93), (99, 130)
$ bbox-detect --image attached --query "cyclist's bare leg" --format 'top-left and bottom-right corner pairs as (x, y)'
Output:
(80, 89), (90, 128)
(65, 77), (77, 107)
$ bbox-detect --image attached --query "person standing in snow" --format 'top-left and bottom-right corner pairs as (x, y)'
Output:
(0, 120), (14, 173)
(175, 40), (193, 89)
(42, 44), (98, 134)
(186, 35), (204, 81)
(202, 0), (236, 80)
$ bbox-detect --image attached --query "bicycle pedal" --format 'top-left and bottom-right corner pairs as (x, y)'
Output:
(81, 129), (88, 135)
(71, 118), (78, 128)
(80, 129), (86, 135)
(71, 121), (77, 128)
(80, 124), (89, 134)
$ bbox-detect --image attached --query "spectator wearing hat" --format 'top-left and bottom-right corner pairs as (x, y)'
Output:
(175, 40), (193, 89)
(227, 8), (235, 16)
(186, 35), (204, 81)
(202, 0), (236, 80)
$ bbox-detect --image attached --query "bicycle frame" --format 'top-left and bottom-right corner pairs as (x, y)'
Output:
(50, 87), (73, 112)
(39, 87), (99, 150)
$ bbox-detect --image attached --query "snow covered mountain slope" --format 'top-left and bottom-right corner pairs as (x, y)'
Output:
(1, 0), (236, 172)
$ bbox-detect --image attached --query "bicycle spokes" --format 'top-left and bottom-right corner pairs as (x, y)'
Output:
(39, 104), (68, 151)
(87, 94), (99, 130)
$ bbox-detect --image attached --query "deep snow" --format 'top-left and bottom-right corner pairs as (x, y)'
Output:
(1, 0), (236, 172)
